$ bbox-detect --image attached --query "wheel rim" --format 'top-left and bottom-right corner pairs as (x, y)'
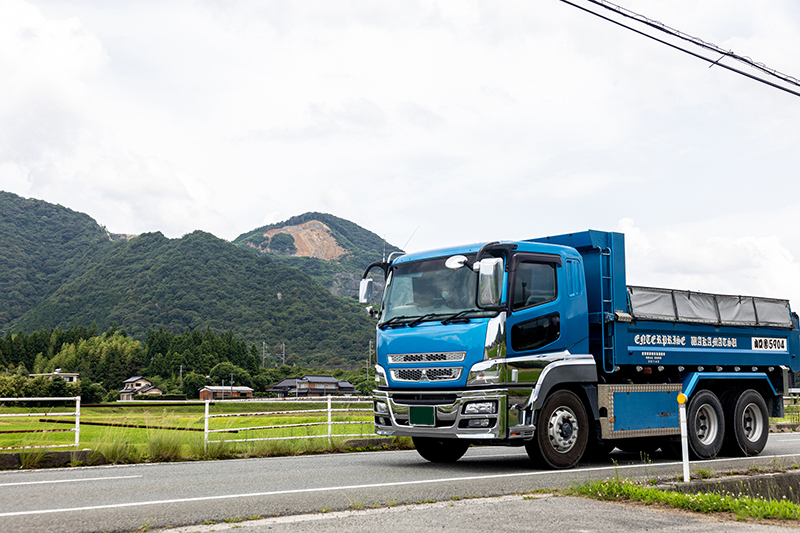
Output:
(695, 404), (719, 445)
(547, 406), (578, 453)
(741, 402), (765, 443)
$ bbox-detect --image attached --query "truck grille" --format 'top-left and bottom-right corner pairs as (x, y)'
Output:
(390, 367), (463, 382)
(388, 352), (466, 364)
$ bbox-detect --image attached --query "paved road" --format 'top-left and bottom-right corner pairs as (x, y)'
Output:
(1, 433), (799, 533)
(159, 494), (800, 533)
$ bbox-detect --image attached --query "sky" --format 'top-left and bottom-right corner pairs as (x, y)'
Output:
(2, 0), (800, 304)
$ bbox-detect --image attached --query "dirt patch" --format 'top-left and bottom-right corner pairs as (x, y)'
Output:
(264, 221), (349, 261)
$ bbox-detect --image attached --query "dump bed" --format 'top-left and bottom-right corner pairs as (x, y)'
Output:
(532, 230), (800, 374)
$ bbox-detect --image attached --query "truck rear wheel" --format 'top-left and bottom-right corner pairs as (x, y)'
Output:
(526, 390), (588, 469)
(412, 437), (469, 463)
(687, 390), (725, 459)
(723, 389), (768, 456)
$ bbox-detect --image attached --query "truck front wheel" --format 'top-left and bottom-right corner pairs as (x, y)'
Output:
(724, 389), (768, 456)
(687, 390), (725, 459)
(412, 437), (469, 463)
(526, 390), (588, 469)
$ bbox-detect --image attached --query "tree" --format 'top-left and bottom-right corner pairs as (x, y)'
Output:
(209, 362), (251, 388)
(181, 372), (208, 399)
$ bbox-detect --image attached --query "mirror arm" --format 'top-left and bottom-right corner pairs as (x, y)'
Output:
(362, 260), (390, 280)
(475, 242), (518, 265)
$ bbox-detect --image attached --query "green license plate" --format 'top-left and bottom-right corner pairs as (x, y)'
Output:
(409, 406), (435, 426)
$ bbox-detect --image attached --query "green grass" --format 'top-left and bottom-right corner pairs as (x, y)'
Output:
(0, 400), (392, 465)
(570, 478), (800, 521)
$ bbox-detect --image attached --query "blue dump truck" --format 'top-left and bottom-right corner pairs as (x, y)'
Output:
(359, 230), (799, 469)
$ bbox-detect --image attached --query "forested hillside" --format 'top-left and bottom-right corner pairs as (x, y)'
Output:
(1, 192), (378, 367)
(0, 191), (113, 330)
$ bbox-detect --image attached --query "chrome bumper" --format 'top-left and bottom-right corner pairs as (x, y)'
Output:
(372, 389), (511, 440)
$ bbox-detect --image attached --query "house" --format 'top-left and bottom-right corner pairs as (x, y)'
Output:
(266, 375), (358, 398)
(29, 369), (80, 383)
(199, 386), (254, 401)
(119, 376), (163, 401)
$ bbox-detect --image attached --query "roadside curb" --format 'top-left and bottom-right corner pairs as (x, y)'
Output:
(770, 423), (800, 433)
(0, 449), (106, 470)
(658, 470), (800, 502)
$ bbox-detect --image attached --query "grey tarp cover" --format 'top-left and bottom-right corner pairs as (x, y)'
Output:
(627, 286), (793, 328)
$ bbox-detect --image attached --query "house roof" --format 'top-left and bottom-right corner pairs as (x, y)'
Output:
(270, 378), (298, 389)
(123, 376), (145, 383)
(119, 384), (162, 394)
(199, 386), (254, 393)
(298, 375), (339, 383)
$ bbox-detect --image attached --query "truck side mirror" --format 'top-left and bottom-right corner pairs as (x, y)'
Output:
(359, 278), (374, 304)
(477, 257), (503, 307)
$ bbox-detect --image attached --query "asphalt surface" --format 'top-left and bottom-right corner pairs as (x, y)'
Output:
(0, 433), (799, 533)
(160, 494), (800, 533)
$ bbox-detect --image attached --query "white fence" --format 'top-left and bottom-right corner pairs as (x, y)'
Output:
(0, 397), (81, 450)
(204, 396), (375, 452)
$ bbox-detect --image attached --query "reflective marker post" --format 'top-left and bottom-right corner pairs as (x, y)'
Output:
(677, 393), (690, 482)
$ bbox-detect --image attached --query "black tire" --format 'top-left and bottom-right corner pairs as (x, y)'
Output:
(412, 437), (469, 463)
(723, 389), (768, 457)
(526, 390), (588, 469)
(687, 390), (725, 459)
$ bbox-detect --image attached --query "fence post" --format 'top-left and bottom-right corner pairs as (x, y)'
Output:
(74, 396), (81, 450)
(327, 395), (332, 445)
(204, 400), (210, 454)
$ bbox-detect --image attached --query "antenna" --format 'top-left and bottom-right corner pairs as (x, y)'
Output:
(402, 226), (419, 251)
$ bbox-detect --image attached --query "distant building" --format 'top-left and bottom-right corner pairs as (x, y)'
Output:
(120, 376), (163, 401)
(199, 386), (254, 401)
(29, 369), (79, 383)
(266, 375), (358, 398)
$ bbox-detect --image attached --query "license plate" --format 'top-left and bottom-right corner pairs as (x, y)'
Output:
(409, 406), (435, 426)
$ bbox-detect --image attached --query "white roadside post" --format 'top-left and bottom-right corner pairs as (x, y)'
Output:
(327, 395), (332, 445)
(677, 393), (690, 482)
(204, 400), (210, 454)
(74, 396), (81, 450)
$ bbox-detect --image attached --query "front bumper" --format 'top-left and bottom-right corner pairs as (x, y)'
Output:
(372, 388), (514, 440)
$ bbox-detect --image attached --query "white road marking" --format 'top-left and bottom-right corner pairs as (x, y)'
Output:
(0, 475), (141, 487)
(2, 453), (799, 518)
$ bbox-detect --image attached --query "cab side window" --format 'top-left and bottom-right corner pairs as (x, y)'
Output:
(512, 262), (557, 310)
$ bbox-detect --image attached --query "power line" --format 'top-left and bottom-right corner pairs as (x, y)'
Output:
(558, 0), (800, 99)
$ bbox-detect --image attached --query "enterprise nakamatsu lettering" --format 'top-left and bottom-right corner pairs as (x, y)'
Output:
(359, 230), (799, 469)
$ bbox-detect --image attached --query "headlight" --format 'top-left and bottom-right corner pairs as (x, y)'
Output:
(375, 401), (389, 414)
(375, 365), (388, 387)
(464, 401), (497, 415)
(466, 359), (501, 386)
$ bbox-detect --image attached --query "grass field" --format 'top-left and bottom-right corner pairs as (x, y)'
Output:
(0, 398), (404, 465)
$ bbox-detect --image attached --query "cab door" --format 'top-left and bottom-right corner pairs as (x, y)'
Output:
(504, 253), (564, 356)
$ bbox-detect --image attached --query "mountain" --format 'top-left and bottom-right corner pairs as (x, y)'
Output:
(0, 191), (114, 330)
(0, 192), (381, 365)
(232, 212), (401, 298)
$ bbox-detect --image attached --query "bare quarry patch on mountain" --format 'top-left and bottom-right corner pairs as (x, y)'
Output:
(262, 220), (348, 261)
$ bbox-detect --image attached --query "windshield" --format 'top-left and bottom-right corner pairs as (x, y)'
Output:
(380, 255), (497, 325)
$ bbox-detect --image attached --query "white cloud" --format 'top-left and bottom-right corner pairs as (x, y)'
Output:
(0, 0), (798, 309)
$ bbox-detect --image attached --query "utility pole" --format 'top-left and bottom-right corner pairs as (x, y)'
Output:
(179, 364), (183, 387)
(281, 342), (286, 366)
(230, 373), (234, 398)
(262, 341), (267, 368)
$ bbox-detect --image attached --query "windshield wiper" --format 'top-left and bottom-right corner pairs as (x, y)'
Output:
(407, 313), (447, 327)
(378, 315), (415, 329)
(440, 310), (476, 324)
